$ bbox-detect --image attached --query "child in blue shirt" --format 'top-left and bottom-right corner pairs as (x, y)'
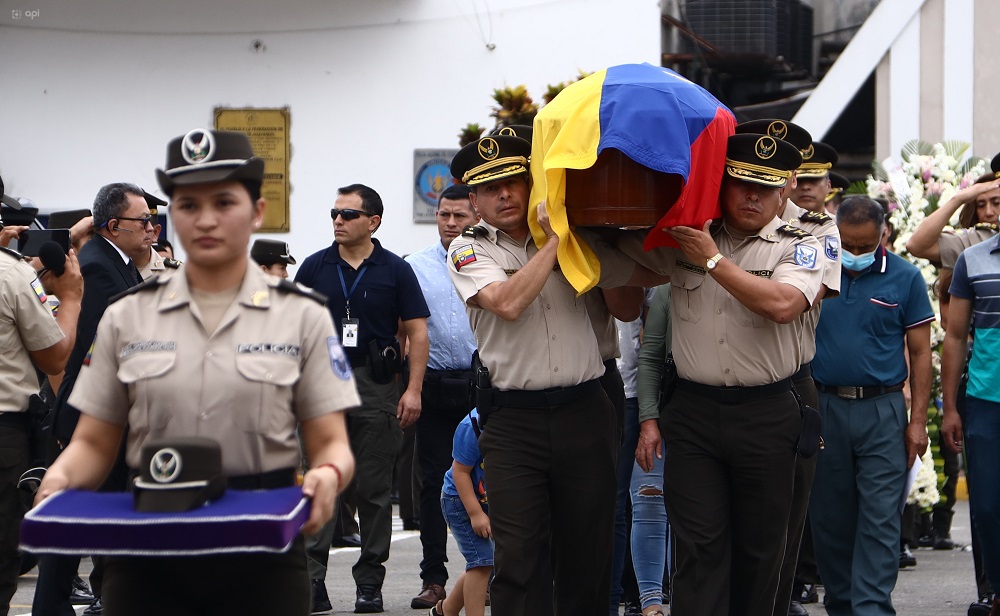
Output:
(429, 409), (491, 616)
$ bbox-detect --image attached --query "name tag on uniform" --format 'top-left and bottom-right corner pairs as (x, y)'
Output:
(341, 318), (359, 348)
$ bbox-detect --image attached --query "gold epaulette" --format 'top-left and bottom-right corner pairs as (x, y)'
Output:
(974, 222), (998, 232)
(800, 211), (831, 224)
(777, 224), (813, 240)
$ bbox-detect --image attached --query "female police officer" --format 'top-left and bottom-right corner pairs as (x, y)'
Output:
(36, 129), (359, 616)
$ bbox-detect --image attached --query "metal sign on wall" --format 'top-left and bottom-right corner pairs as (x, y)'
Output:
(214, 107), (291, 232)
(413, 148), (459, 223)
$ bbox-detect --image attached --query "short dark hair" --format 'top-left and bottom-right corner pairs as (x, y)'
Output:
(836, 195), (886, 228)
(93, 182), (144, 228)
(338, 183), (383, 217)
(438, 184), (472, 207)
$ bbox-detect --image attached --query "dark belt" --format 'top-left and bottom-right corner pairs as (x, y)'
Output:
(791, 362), (812, 382)
(127, 467), (297, 491)
(675, 377), (793, 404)
(815, 382), (905, 400)
(492, 378), (603, 409)
(0, 412), (30, 430)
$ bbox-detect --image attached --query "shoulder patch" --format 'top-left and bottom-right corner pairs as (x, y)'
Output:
(778, 224), (813, 240)
(109, 275), (165, 304)
(793, 244), (818, 269)
(29, 277), (48, 304)
(326, 335), (353, 381)
(824, 236), (839, 260)
(461, 225), (488, 238)
(0, 245), (23, 260)
(800, 210), (831, 224)
(276, 279), (328, 305)
(452, 246), (477, 270)
(164, 258), (182, 269)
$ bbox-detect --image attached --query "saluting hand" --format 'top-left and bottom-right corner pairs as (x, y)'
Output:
(667, 219), (719, 265)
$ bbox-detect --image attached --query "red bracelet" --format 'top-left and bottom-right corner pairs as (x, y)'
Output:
(315, 463), (343, 487)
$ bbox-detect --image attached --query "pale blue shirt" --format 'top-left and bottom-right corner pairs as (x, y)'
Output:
(406, 242), (478, 371)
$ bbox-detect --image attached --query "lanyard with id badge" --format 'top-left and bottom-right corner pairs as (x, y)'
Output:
(338, 263), (367, 349)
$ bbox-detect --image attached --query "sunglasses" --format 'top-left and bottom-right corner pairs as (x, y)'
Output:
(115, 215), (155, 228)
(330, 208), (370, 221)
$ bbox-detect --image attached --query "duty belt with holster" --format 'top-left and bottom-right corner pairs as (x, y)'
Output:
(348, 340), (403, 385)
(423, 367), (474, 414)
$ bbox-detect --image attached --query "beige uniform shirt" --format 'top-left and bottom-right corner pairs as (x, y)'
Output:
(584, 291), (621, 362)
(0, 250), (64, 413)
(138, 246), (181, 280)
(782, 200), (842, 361)
(596, 217), (824, 386)
(939, 224), (999, 269)
(69, 264), (361, 475)
(447, 222), (605, 390)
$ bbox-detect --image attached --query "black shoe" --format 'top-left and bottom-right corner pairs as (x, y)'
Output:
(402, 517), (420, 531)
(311, 579), (332, 614)
(70, 576), (95, 605)
(622, 600), (642, 616)
(788, 600), (809, 616)
(355, 584), (384, 614)
(934, 535), (956, 550)
(969, 594), (995, 616)
(82, 598), (103, 615)
(332, 532), (363, 548)
(917, 533), (935, 548)
(900, 545), (917, 568)
(799, 583), (819, 604)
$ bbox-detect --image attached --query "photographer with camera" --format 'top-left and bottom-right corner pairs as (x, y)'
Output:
(295, 183), (429, 613)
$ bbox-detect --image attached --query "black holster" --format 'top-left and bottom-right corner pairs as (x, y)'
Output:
(791, 385), (823, 458)
(367, 339), (402, 385)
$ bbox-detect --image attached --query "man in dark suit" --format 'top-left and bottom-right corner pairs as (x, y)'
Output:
(33, 182), (153, 616)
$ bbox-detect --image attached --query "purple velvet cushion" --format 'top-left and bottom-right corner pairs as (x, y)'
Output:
(21, 487), (309, 556)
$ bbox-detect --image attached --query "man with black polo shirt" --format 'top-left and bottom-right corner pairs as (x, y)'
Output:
(296, 184), (429, 614)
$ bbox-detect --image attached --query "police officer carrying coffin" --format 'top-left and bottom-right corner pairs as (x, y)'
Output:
(618, 133), (824, 616)
(447, 133), (622, 616)
(35, 130), (359, 615)
(0, 172), (84, 614)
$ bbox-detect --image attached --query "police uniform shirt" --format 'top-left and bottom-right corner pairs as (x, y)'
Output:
(781, 200), (842, 361)
(0, 250), (65, 412)
(447, 221), (605, 391)
(606, 217), (824, 387)
(938, 224), (999, 269)
(405, 242), (477, 371)
(137, 245), (179, 280)
(68, 264), (361, 475)
(584, 290), (621, 363)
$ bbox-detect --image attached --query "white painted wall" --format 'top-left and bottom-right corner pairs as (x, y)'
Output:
(0, 0), (659, 267)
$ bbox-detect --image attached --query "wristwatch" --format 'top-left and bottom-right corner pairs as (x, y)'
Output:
(706, 253), (724, 271)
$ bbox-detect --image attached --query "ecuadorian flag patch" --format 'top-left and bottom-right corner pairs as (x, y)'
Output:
(452, 247), (477, 271)
(30, 278), (47, 304)
(82, 339), (96, 367)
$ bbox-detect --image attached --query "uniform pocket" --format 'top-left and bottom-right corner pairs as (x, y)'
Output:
(233, 355), (300, 434)
(117, 353), (176, 431)
(670, 268), (704, 323)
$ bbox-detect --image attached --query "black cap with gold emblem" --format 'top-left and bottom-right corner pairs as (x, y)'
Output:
(133, 437), (227, 513)
(797, 141), (838, 178)
(251, 238), (297, 266)
(451, 135), (531, 186)
(735, 119), (813, 154)
(826, 171), (850, 202)
(143, 190), (168, 217)
(990, 152), (1000, 178)
(724, 134), (803, 187)
(156, 129), (265, 197)
(490, 124), (533, 144)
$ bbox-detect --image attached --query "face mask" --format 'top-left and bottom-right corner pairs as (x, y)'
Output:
(841, 249), (876, 271)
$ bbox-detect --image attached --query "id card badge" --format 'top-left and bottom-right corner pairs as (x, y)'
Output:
(341, 318), (360, 348)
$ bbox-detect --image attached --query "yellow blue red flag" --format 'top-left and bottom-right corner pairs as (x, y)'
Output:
(529, 63), (735, 292)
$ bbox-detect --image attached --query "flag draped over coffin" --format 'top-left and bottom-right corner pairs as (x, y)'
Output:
(528, 63), (735, 293)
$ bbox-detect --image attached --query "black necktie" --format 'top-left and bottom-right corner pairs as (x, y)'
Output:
(127, 260), (142, 285)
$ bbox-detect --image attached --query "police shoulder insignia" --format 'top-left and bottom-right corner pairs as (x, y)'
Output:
(29, 278), (47, 305)
(452, 246), (477, 271)
(326, 335), (353, 381)
(800, 211), (831, 224)
(975, 222), (999, 231)
(164, 258), (182, 269)
(276, 279), (328, 305)
(461, 225), (488, 238)
(824, 236), (840, 261)
(793, 244), (818, 269)
(109, 275), (165, 304)
(777, 224), (812, 240)
(0, 245), (23, 260)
